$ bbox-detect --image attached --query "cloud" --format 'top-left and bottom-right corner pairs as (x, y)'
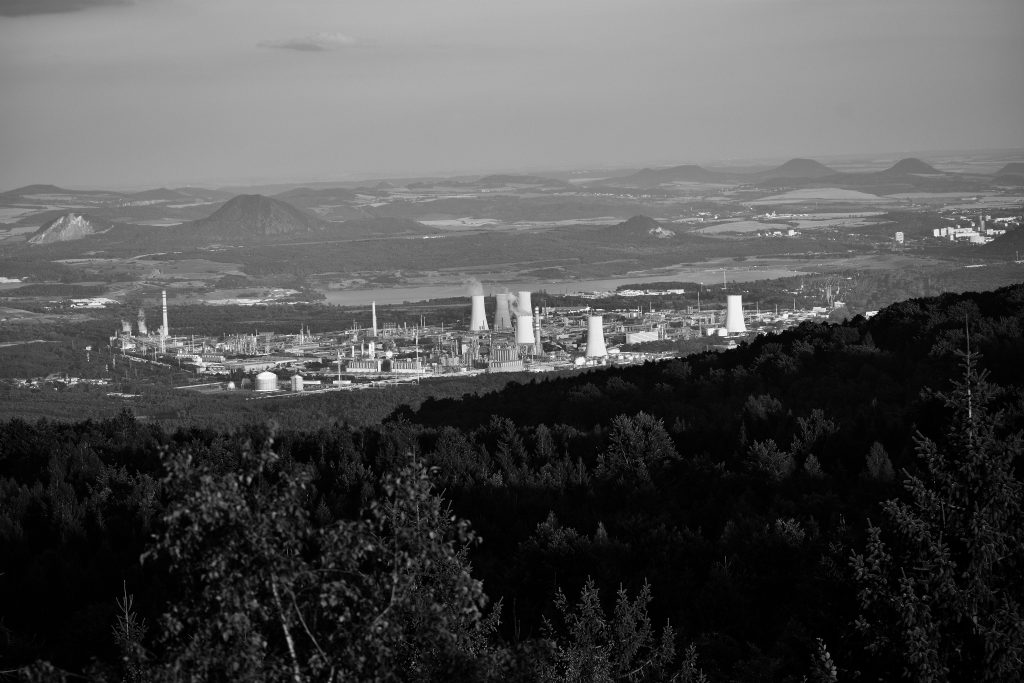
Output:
(258, 32), (359, 52)
(0, 0), (129, 17)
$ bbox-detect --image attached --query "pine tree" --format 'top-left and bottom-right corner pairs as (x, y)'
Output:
(851, 349), (1024, 681)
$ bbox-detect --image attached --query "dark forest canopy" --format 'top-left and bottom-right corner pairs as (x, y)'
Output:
(1, 284), (1022, 681)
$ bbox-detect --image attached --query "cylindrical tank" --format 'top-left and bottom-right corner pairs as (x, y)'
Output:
(255, 371), (278, 392)
(725, 295), (747, 334)
(515, 315), (535, 344)
(470, 295), (489, 331)
(586, 315), (607, 358)
(290, 374), (304, 392)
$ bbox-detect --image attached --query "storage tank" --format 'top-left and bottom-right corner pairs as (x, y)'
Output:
(586, 315), (607, 358)
(290, 374), (304, 392)
(725, 295), (747, 335)
(470, 295), (489, 331)
(255, 371), (279, 392)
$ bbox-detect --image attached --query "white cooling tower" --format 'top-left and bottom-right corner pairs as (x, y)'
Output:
(515, 315), (535, 344)
(586, 315), (607, 358)
(725, 295), (747, 334)
(470, 295), (489, 331)
(517, 291), (533, 315)
(494, 293), (513, 330)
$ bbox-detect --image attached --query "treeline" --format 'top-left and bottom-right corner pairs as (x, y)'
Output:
(1, 285), (1022, 680)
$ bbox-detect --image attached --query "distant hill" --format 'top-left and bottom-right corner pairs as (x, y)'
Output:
(173, 187), (235, 201)
(2, 184), (118, 198)
(614, 215), (676, 239)
(28, 213), (110, 244)
(992, 174), (1024, 187)
(475, 174), (573, 189)
(882, 158), (941, 175)
(994, 162), (1024, 176)
(182, 195), (328, 239)
(601, 165), (729, 188)
(757, 158), (836, 180)
(128, 188), (190, 202)
(3, 184), (69, 197)
(274, 187), (359, 202)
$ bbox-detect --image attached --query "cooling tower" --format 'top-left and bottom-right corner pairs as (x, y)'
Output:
(470, 295), (489, 331)
(137, 308), (147, 336)
(161, 290), (169, 339)
(120, 320), (131, 334)
(515, 314), (535, 345)
(586, 315), (607, 358)
(725, 295), (747, 334)
(494, 293), (513, 330)
(517, 291), (533, 315)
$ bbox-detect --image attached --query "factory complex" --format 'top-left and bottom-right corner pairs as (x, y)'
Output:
(110, 289), (834, 397)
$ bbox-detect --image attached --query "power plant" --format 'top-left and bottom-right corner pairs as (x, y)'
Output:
(107, 285), (797, 398)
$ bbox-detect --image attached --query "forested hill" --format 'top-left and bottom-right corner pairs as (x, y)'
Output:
(1, 284), (1022, 681)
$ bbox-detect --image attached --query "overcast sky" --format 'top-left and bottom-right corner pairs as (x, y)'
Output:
(1, 0), (1022, 189)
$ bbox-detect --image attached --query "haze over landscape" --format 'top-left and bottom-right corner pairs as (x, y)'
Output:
(1, 0), (1023, 189)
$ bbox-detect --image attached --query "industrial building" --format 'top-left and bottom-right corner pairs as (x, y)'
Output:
(117, 285), (840, 400)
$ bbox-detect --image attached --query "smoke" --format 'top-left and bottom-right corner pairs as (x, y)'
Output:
(465, 278), (484, 296)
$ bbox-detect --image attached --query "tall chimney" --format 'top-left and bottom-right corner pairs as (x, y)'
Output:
(161, 290), (169, 339)
(533, 306), (542, 357)
(586, 315), (607, 358)
(470, 295), (489, 331)
(725, 294), (747, 334)
(371, 301), (378, 337)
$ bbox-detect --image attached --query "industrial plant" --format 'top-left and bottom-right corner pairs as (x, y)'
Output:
(108, 287), (828, 397)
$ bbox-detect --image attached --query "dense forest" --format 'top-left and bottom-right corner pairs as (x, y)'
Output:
(1, 284), (1023, 681)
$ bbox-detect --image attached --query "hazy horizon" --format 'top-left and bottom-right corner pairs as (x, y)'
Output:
(2, 0), (1023, 190)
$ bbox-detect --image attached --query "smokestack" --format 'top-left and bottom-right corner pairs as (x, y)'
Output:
(470, 295), (489, 331)
(161, 290), (169, 339)
(725, 294), (747, 334)
(494, 293), (513, 330)
(371, 301), (378, 337)
(586, 315), (607, 358)
(533, 306), (542, 356)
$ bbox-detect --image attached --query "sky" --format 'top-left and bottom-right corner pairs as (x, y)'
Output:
(1, 0), (1022, 189)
